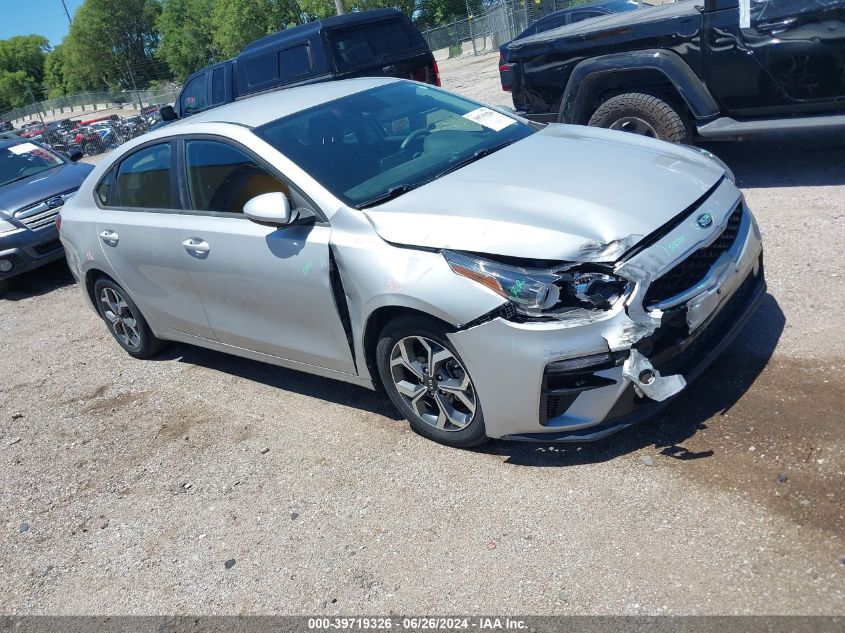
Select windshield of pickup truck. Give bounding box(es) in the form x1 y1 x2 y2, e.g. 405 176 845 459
0 142 65 188
255 82 534 208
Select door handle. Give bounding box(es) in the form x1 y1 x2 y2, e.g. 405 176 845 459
182 238 210 254
383 64 396 75
99 229 118 245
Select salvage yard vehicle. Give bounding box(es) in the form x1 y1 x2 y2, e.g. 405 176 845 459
0 138 91 281
499 0 640 91
156 8 439 127
506 0 845 142
58 78 765 448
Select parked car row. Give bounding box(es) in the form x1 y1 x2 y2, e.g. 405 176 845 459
4 111 160 158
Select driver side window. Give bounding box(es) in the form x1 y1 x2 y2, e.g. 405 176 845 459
184 139 291 215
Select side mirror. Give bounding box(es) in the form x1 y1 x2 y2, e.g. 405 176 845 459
244 192 296 226
160 105 178 121
67 148 83 162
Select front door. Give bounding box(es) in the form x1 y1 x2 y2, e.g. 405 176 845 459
177 138 356 374
704 0 845 116
741 0 845 111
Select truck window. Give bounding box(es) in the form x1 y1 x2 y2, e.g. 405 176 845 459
180 74 208 115
211 67 226 105
244 54 279 87
279 44 312 81
328 19 420 70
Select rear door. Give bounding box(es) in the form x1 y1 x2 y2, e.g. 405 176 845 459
95 141 215 339
325 16 438 85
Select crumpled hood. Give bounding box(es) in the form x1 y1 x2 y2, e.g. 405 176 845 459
363 124 725 262
0 162 94 220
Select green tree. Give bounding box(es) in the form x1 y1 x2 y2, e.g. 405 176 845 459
0 35 49 111
157 0 217 80
0 70 33 110
62 0 168 91
211 0 304 59
43 44 69 97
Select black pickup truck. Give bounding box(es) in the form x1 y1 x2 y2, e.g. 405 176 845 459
505 0 845 142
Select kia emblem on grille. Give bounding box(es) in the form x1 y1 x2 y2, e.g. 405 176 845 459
696 213 713 229
46 197 63 209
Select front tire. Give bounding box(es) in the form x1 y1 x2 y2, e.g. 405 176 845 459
93 278 164 359
376 317 487 448
588 92 691 143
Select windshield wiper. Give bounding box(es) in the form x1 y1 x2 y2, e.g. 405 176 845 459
355 183 421 209
435 139 519 179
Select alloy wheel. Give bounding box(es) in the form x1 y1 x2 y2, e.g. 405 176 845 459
99 286 142 349
389 335 476 432
609 116 658 138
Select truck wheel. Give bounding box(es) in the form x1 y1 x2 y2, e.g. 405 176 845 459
588 93 690 143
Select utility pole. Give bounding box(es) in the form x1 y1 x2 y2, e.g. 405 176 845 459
60 0 72 24
334 0 344 15
25 83 46 128
125 59 142 111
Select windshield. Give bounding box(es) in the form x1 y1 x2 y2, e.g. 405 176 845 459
255 82 534 208
0 142 65 188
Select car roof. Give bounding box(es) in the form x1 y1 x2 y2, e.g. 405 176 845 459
241 8 402 54
538 0 637 20
169 76 398 129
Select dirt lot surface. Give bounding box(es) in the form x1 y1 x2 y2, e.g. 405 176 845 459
1 53 844 615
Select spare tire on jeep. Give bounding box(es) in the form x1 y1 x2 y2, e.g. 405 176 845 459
588 92 691 143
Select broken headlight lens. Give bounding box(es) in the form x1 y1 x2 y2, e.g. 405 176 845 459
443 250 629 318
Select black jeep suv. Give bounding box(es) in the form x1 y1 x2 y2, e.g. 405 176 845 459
506 0 845 142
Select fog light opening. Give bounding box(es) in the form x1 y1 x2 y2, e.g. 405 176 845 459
0 258 14 273
638 369 655 385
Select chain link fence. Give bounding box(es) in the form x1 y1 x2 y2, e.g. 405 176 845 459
420 0 674 58
2 89 181 127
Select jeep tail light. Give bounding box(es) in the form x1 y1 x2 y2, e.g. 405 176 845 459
433 61 441 86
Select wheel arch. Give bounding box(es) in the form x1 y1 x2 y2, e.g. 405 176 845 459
362 305 456 391
558 49 720 125
84 267 116 308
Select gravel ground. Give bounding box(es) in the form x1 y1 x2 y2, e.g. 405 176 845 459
1 54 844 615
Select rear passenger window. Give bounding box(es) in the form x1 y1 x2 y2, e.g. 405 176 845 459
184 140 290 214
244 55 278 86
96 168 114 205
115 143 176 209
211 68 226 105
279 45 312 81
328 20 419 69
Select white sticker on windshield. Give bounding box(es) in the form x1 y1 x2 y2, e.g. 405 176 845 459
462 107 516 132
739 0 751 28
9 142 39 155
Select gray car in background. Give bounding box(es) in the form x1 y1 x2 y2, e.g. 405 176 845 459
1 138 92 281
58 78 764 448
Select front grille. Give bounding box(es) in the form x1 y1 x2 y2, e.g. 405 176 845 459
14 190 76 230
33 239 62 255
651 258 762 379
643 205 744 307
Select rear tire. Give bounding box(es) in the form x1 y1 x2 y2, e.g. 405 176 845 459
588 92 691 143
376 316 488 449
93 278 165 359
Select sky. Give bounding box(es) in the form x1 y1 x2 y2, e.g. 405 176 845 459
0 0 85 46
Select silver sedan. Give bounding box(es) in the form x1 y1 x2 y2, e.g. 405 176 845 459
58 77 765 448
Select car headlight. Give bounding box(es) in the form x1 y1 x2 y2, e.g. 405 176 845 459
443 250 630 318
0 218 20 235
690 147 736 184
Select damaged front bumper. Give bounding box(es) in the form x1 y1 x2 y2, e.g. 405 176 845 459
447 181 765 441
